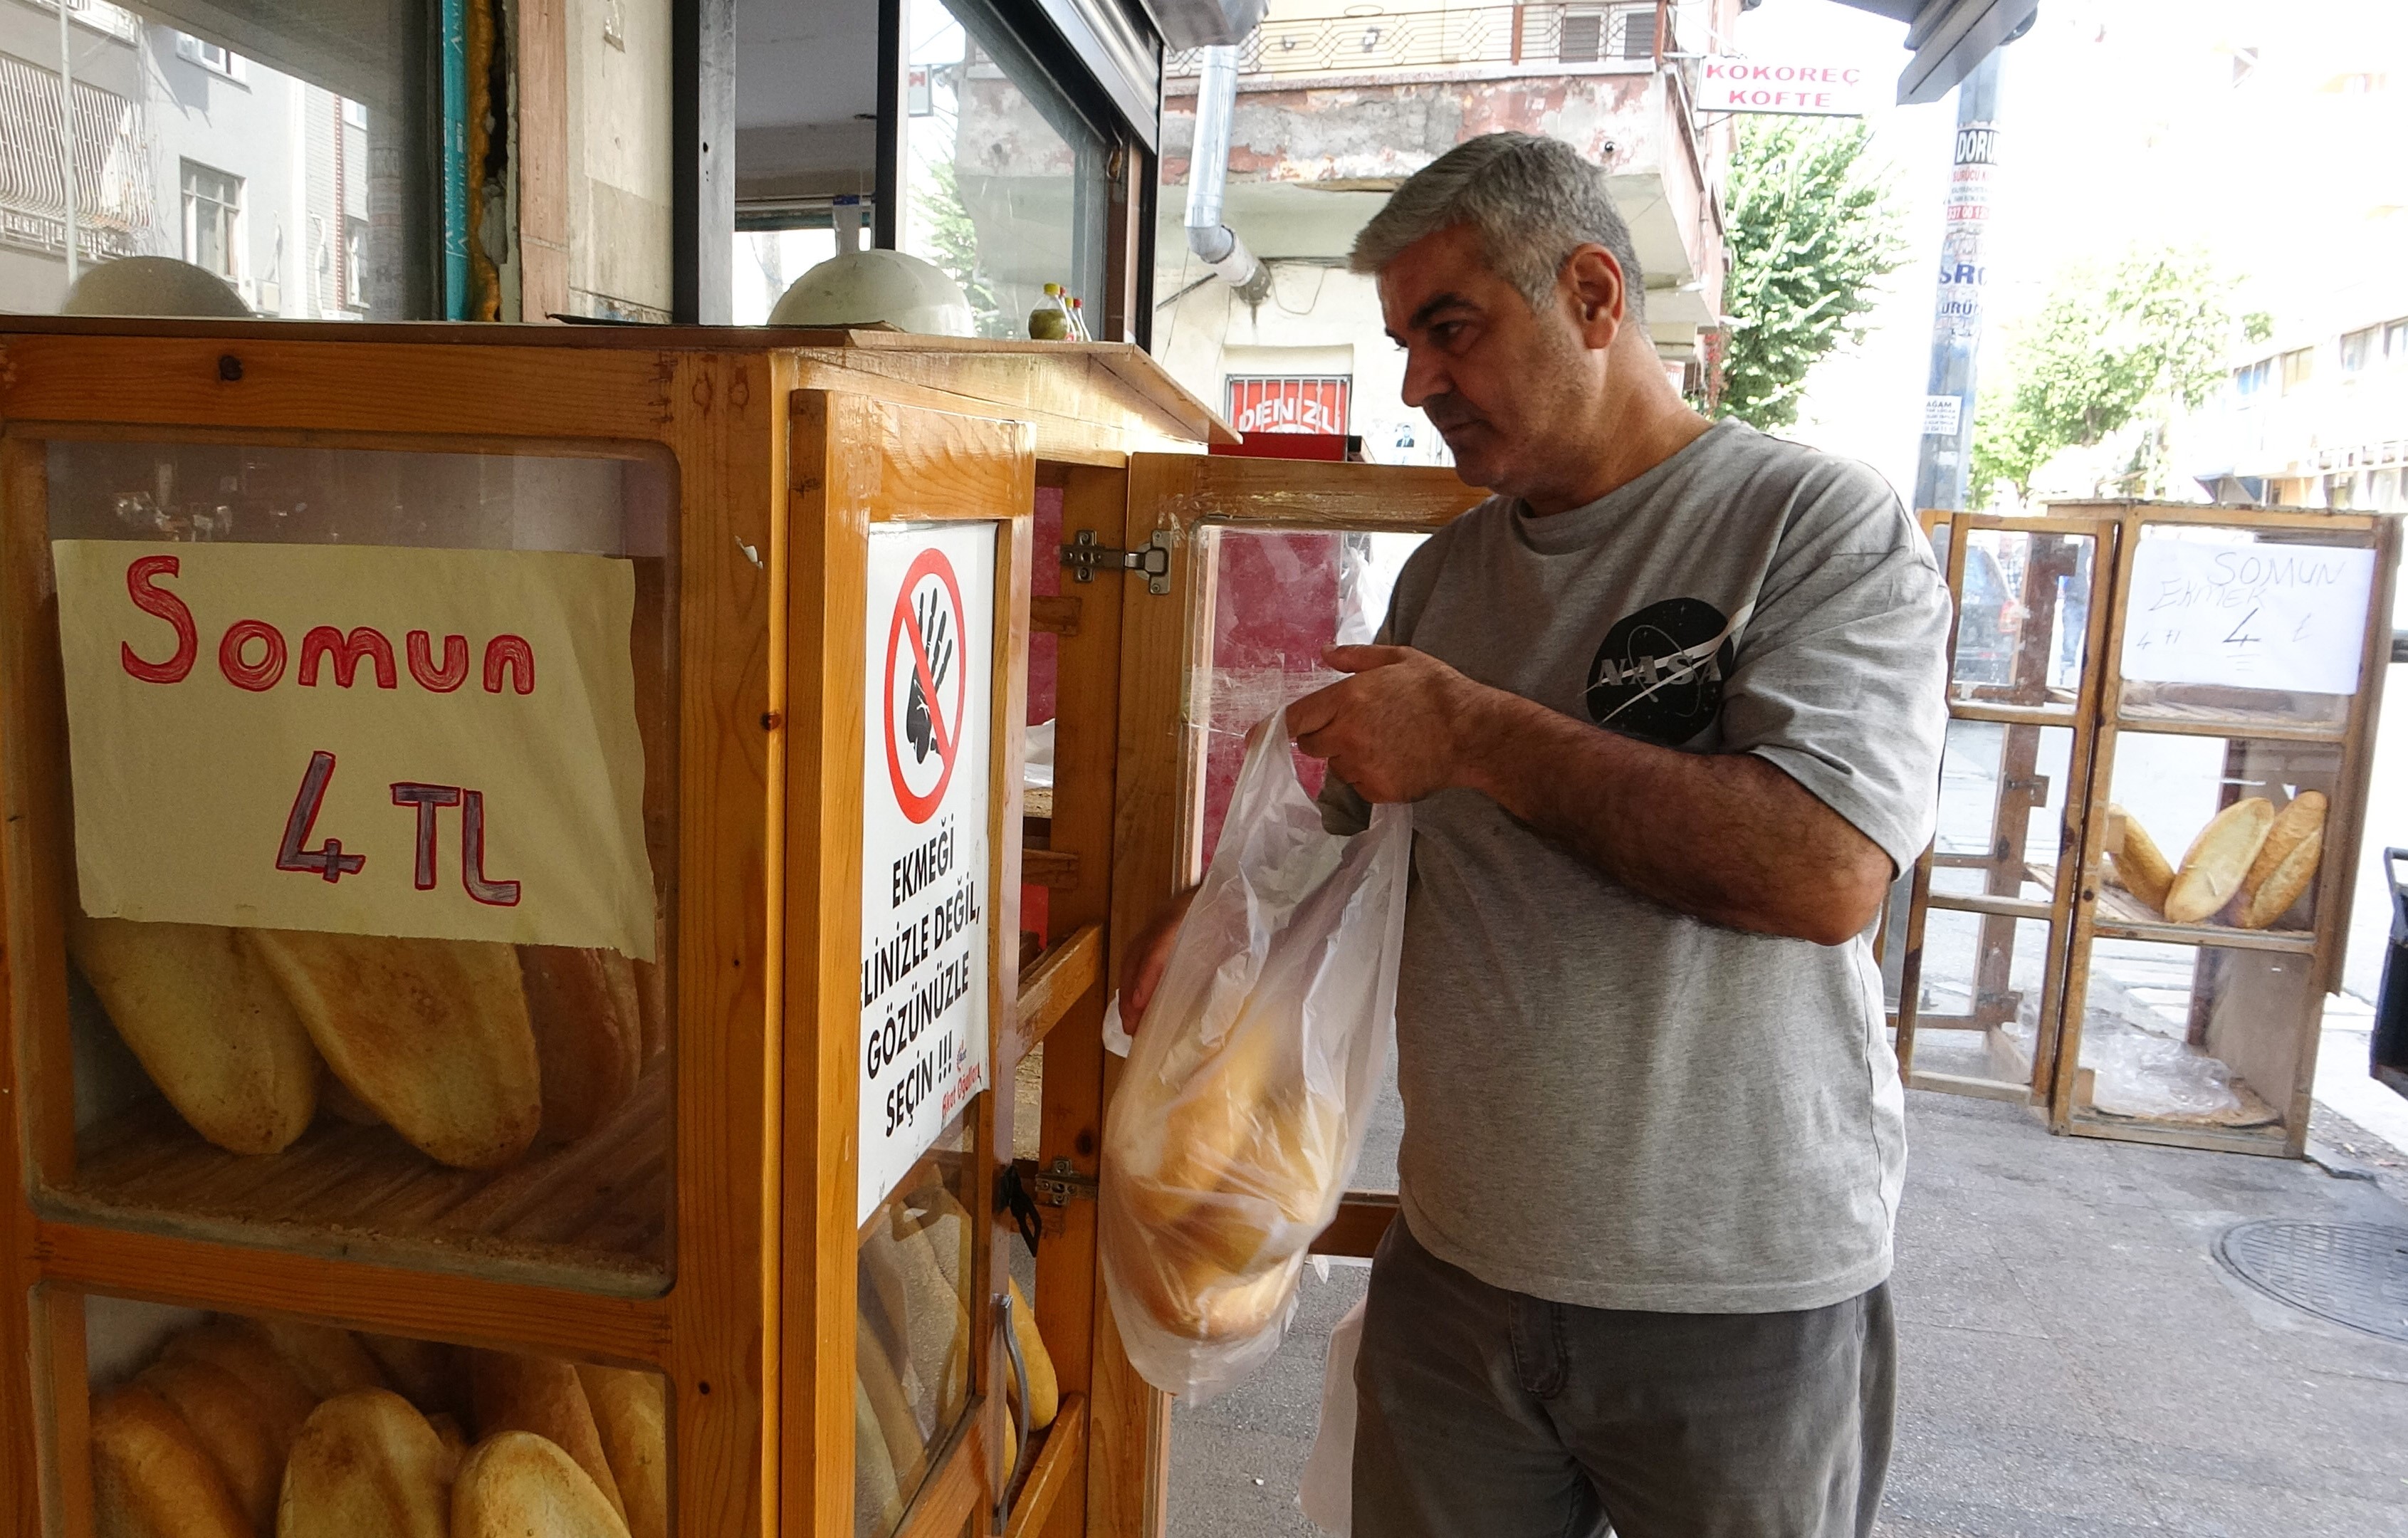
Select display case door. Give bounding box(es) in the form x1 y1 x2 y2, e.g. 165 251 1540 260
1093 452 1485 1537
1897 510 2118 1104
782 389 1035 1538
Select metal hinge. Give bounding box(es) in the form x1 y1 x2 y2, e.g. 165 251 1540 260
1062 529 1173 595
1023 1156 1098 1206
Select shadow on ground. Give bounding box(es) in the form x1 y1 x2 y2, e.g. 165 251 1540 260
1166 1090 2408 1537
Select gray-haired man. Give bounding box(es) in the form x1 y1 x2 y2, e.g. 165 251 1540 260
1126 132 1949 1535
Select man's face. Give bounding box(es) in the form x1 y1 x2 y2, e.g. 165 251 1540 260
1378 224 1611 498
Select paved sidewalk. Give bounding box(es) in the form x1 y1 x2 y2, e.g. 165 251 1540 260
1168 1090 2408 1537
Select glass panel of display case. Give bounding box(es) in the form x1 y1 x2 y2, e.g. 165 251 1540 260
78 1294 670 1537
1946 524 2098 712
2116 521 2377 734
36 439 678 1290
2073 938 2314 1134
2095 731 2341 938
857 1111 976 1538
1194 528 1428 866
1907 910 2051 1093
1927 720 2075 903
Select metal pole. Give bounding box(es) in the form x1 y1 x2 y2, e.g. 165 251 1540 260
58 0 78 288
1912 51 2004 513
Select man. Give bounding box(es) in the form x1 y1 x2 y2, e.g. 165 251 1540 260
1124 132 1949 1537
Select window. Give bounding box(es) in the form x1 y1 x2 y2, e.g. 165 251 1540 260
898 0 1108 340
2234 359 2271 399
2342 328 2375 372
181 160 243 280
342 98 367 130
2386 319 2408 363
345 218 367 308
2279 347 2315 393
1559 9 1603 62
174 33 248 81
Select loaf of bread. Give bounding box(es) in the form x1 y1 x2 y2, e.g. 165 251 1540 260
137 1356 283 1534
2163 798 2276 924
91 1383 252 1538
357 1333 466 1418
160 1323 318 1456
854 1317 926 1488
575 1366 667 1538
274 1390 449 1538
518 946 643 1141
854 1374 902 1536
1005 1280 1058 1432
2104 805 2174 915
469 1351 626 1523
2236 790 2327 930
1106 978 1349 1345
68 916 320 1156
255 1319 388 1401
246 930 541 1170
452 1432 632 1538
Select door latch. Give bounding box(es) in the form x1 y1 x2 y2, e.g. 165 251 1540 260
1061 529 1173 595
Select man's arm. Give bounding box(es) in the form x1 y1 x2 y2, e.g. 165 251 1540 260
1288 644 1893 946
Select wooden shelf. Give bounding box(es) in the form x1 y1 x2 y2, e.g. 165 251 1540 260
2113 698 2349 743
46 1067 671 1294
2024 861 2322 955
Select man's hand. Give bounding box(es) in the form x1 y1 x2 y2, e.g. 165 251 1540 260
1288 645 1502 803
1119 889 1196 1032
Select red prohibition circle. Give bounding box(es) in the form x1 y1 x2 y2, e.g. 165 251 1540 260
884 547 968 824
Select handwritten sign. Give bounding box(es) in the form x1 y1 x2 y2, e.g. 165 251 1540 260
859 523 995 1222
2120 538 2377 696
53 540 654 958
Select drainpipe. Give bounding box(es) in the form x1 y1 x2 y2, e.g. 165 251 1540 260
1185 45 1272 302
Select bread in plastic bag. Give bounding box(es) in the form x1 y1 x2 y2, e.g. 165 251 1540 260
1099 709 1409 1401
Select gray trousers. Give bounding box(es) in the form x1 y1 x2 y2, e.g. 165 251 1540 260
1353 1218 1895 1538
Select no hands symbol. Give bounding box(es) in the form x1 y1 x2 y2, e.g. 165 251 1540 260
884 548 967 824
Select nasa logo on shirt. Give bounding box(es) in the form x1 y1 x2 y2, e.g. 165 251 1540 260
1584 597 1752 746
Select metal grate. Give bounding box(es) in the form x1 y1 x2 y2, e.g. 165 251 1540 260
2214 1220 2408 1342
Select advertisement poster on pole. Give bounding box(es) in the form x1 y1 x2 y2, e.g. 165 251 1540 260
859 522 996 1223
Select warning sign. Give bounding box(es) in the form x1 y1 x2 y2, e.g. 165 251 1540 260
859 523 997 1222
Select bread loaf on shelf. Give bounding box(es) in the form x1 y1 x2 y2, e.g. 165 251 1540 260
1005 1279 1058 1432
159 1322 318 1457
518 946 644 1141
576 1366 668 1538
2103 805 2175 915
2235 791 2327 931
137 1356 283 1534
469 1351 627 1522
246 930 542 1170
68 916 320 1156
2163 798 2276 924
853 1374 903 1535
273 1390 449 1538
255 1319 389 1401
452 1431 633 1538
90 1382 252 1538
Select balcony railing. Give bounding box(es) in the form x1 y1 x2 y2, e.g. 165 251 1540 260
0 52 158 259
1166 3 1671 79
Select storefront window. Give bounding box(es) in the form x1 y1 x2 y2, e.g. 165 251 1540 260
899 0 1106 339
0 0 431 317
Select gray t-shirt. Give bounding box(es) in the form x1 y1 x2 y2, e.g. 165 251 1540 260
1325 418 1950 1314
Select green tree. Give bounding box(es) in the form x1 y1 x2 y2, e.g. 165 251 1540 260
916 159 1009 338
1970 250 2233 507
1712 117 1905 430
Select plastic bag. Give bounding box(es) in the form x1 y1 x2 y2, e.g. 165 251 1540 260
1299 1297 1368 1532
1099 710 1410 1401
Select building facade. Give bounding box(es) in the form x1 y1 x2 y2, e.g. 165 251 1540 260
1151 0 1737 461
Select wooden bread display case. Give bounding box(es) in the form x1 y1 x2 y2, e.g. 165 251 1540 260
0 318 1253 1538
1897 499 2401 1157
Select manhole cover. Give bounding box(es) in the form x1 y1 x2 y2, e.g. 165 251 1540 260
2215 1220 2408 1341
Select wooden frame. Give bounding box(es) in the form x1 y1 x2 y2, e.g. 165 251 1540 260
1896 509 2118 1104
0 319 1223 1538
1902 499 2401 1158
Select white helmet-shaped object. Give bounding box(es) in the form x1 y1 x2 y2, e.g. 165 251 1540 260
768 249 973 336
61 256 251 318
